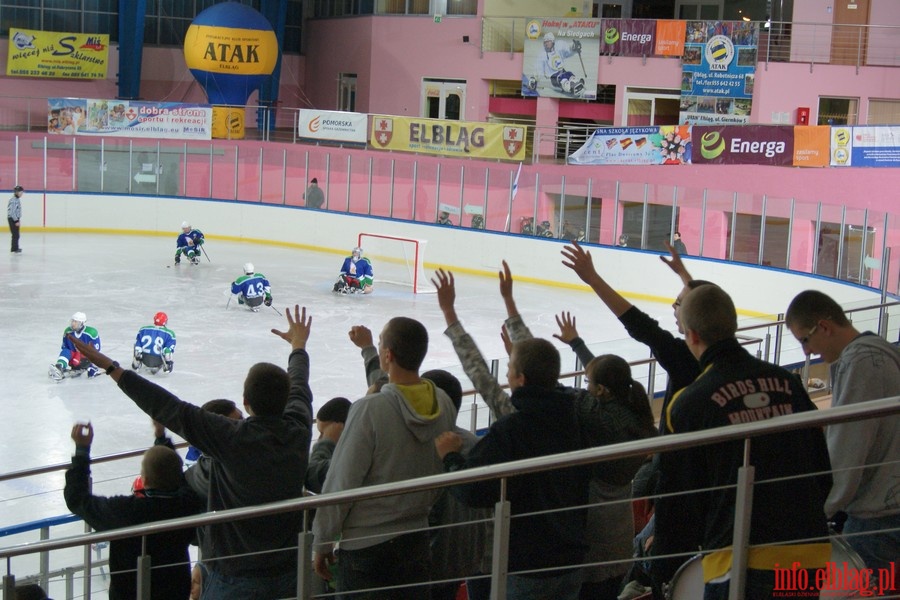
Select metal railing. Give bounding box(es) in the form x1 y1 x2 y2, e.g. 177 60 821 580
2 395 898 599
2 132 899 297
3 298 898 598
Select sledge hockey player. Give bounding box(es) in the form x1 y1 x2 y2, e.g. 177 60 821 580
174 221 204 265
132 312 176 374
49 312 102 381
527 32 585 97
333 247 374 294
230 262 272 312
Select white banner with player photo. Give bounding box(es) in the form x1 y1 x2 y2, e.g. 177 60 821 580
522 18 600 100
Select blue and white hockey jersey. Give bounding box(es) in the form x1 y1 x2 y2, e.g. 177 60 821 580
135 325 176 358
231 272 272 300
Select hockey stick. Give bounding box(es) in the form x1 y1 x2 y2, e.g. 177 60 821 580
576 47 588 79
201 242 211 263
269 304 281 315
226 295 233 310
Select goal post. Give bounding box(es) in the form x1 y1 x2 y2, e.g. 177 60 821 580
357 233 436 294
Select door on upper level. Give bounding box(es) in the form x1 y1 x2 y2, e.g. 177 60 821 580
422 79 466 121
831 0 869 65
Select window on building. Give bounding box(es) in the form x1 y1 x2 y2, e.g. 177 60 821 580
867 99 900 125
338 73 357 112
624 87 681 126
817 96 858 126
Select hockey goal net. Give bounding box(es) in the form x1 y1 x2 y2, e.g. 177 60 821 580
357 233 435 294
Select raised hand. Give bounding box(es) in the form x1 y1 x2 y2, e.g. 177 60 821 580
271 305 312 350
71 422 94 448
431 269 456 315
500 324 513 357
553 311 579 344
560 241 598 284
498 260 514 301
348 325 374 349
660 240 693 284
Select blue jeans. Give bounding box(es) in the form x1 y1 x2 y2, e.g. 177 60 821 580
336 531 431 600
202 567 296 600
506 568 583 600
843 513 900 575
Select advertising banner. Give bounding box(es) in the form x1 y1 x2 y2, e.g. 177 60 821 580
831 126 900 167
7 29 109 79
298 109 367 145
371 116 527 161
655 20 687 57
522 18 601 100
48 98 212 140
691 125 831 166
679 21 758 125
599 19 656 56
568 125 692 165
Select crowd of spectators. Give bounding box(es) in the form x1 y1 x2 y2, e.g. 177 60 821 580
54 241 897 600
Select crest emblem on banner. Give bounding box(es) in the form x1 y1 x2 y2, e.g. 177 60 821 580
503 126 525 157
374 117 394 147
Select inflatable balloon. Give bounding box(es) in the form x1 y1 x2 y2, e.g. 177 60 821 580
184 2 278 139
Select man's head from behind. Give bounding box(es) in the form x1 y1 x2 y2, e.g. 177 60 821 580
379 317 428 373
141 445 184 492
785 290 852 362
673 279 716 334
202 398 243 420
422 369 463 411
508 338 560 391
243 362 291 416
680 284 737 358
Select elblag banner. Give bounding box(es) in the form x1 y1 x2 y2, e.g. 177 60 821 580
371 116 527 162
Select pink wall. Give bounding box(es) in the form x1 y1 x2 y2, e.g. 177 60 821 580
0 44 304 129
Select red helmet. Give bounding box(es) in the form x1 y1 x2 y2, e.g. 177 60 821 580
154 312 168 327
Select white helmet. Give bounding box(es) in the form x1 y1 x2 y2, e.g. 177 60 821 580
181 221 191 230
352 247 362 259
543 32 555 43
243 262 254 274
71 312 87 332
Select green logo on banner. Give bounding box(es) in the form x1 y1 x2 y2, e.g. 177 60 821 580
605 27 620 44
700 131 726 159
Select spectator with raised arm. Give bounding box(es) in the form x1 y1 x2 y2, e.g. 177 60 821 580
312 316 457 600
67 306 315 600
64 422 203 600
560 240 716 591
433 264 655 600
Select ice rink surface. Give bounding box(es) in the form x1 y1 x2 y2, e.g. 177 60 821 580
1 232 678 529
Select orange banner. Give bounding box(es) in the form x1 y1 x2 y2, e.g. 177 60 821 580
793 125 830 167
655 20 686 56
